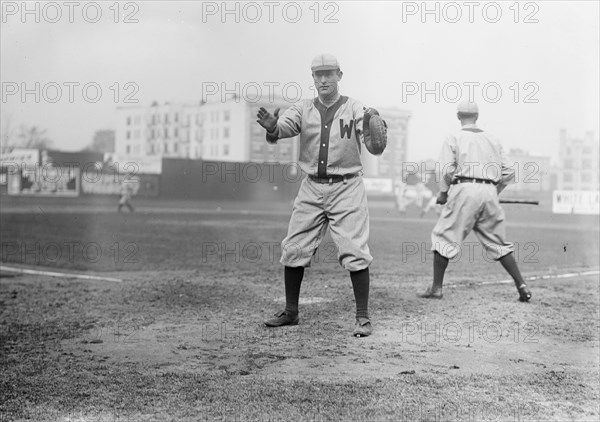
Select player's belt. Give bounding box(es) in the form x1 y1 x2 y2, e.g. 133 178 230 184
308 173 358 184
454 177 497 185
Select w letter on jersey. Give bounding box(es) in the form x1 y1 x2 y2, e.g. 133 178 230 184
339 119 355 139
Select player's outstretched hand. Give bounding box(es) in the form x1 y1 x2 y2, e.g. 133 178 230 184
436 191 448 205
256 107 280 132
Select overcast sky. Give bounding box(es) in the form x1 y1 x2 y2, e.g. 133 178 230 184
1 1 598 162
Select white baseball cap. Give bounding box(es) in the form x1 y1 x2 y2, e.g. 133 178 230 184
457 100 479 114
311 54 340 72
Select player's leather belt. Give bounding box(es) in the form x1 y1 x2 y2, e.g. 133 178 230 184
308 173 358 184
454 177 497 185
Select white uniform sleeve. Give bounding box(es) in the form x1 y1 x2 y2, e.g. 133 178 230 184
438 135 457 193
497 142 515 193
267 102 304 143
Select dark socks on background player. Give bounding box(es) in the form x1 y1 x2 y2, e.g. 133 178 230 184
499 253 532 302
419 251 532 302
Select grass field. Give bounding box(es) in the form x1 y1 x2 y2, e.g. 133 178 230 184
1 195 599 421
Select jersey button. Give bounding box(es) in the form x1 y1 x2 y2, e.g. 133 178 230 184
321 161 324 164
325 125 328 128
322 144 325 147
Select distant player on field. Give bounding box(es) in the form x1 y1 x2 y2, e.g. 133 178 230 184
417 101 532 302
256 54 382 337
420 172 442 218
118 179 135 213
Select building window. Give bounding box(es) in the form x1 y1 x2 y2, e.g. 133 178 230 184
563 173 573 183
134 116 140 125
134 130 140 139
224 127 230 138
564 159 573 169
126 117 131 126
224 110 230 121
126 131 131 140
174 143 178 153
581 173 592 183
174 128 179 137
582 159 592 169
164 113 169 124
126 144 131 154
223 145 229 156
164 143 169 153
164 128 169 139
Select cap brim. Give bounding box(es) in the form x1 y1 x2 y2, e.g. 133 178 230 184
311 65 339 72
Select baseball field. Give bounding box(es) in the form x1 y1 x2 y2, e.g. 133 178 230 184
1 195 599 421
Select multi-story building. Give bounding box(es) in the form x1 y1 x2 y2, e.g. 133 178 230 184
115 98 299 164
557 129 599 191
116 102 192 158
506 148 552 193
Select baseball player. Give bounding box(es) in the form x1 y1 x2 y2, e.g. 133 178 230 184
418 101 532 302
256 53 382 337
118 179 135 213
420 172 442 218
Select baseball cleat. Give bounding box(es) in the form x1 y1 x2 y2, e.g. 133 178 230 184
353 317 372 337
417 286 443 299
264 310 299 327
518 285 532 302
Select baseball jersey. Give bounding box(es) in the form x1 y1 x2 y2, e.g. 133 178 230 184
438 124 515 193
267 96 365 177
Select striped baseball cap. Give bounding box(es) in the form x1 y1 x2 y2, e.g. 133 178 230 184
311 54 340 71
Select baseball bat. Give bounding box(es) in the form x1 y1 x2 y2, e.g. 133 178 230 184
499 199 539 205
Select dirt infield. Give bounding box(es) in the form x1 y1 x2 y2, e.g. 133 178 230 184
1 197 599 421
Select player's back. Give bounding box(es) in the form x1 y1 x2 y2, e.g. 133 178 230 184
449 127 505 180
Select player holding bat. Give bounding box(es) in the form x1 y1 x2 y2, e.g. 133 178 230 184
417 101 533 302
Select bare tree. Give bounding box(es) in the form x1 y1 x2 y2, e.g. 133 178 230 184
16 124 53 150
83 129 115 153
0 114 18 153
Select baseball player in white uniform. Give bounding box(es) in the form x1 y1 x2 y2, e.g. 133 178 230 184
118 179 135 213
256 54 379 337
418 101 533 302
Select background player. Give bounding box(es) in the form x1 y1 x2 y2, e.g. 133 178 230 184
118 179 135 213
418 101 533 302
256 53 381 337
420 172 442 218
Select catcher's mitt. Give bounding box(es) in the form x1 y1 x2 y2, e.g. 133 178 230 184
363 108 387 155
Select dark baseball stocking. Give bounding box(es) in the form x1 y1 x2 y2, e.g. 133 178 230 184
433 251 449 290
284 266 304 315
350 268 370 319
